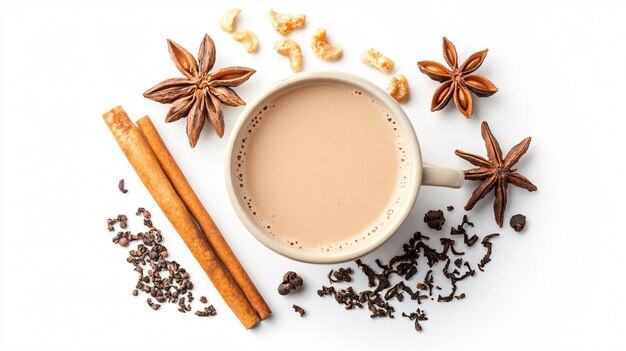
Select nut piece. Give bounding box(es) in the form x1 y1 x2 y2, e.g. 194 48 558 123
274 39 303 72
220 8 241 32
311 28 343 61
361 48 394 73
269 8 306 36
386 74 410 102
232 29 259 53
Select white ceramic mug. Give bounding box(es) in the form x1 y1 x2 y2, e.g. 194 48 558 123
225 72 464 263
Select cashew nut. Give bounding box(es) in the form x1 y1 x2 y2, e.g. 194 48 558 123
232 29 259 53
220 8 241 32
274 39 303 73
386 74 410 102
269 8 306 36
311 28 343 61
361 48 394 73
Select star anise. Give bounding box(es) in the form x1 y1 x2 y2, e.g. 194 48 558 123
144 34 255 147
455 122 537 227
417 37 498 118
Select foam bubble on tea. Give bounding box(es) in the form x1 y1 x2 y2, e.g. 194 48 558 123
235 82 411 252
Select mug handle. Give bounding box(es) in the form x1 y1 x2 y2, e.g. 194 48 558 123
422 163 465 189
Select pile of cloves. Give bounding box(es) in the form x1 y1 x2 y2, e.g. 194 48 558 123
107 214 128 232
106 207 216 317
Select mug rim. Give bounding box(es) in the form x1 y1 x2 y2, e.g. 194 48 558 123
224 71 422 263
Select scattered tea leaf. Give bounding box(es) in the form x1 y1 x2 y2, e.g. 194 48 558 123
118 179 128 193
292 304 305 317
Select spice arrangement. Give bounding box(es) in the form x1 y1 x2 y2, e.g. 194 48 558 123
103 107 270 328
101 5 538 334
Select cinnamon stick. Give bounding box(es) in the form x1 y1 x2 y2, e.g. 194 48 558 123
103 106 261 329
136 116 271 319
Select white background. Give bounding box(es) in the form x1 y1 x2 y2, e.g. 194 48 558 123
2 0 625 349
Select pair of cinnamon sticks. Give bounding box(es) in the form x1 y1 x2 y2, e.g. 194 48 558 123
103 106 270 328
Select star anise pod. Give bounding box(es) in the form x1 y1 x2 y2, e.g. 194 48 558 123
417 37 498 118
144 34 255 147
455 122 537 227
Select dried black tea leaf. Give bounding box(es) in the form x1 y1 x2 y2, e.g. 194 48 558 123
317 211 505 332
402 308 428 331
327 267 353 284
478 233 500 271
292 304 305 317
118 179 128 193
